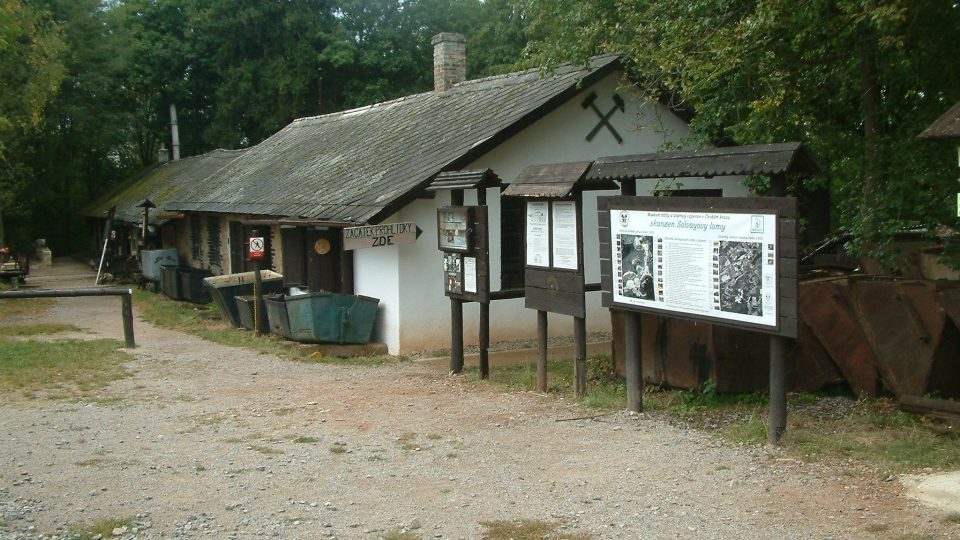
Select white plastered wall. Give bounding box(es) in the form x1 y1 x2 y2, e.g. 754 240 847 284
353 238 403 352
384 71 747 354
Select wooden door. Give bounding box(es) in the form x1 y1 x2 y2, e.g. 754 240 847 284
306 229 341 292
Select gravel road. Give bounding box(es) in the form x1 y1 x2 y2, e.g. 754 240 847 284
0 262 955 539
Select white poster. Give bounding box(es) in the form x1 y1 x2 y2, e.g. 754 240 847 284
463 256 477 293
526 201 550 267
551 201 578 270
610 209 778 328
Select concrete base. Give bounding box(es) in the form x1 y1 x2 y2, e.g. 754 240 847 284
901 471 960 513
294 342 389 358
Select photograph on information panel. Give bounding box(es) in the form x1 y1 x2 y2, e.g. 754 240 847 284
610 208 778 328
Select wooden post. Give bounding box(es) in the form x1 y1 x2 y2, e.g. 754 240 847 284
121 290 136 349
769 335 787 444
620 178 641 410
624 312 642 412
537 310 548 391
449 189 465 374
479 302 490 379
477 187 490 379
574 316 587 397
451 299 464 374
251 229 263 337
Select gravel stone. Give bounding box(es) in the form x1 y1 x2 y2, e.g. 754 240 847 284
0 262 954 539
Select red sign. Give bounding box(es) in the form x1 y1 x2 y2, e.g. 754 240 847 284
249 236 265 260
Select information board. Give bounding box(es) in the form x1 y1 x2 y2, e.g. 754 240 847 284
610 209 778 328
526 201 549 266
443 253 462 294
599 196 798 337
464 257 478 293
438 207 472 253
551 201 579 270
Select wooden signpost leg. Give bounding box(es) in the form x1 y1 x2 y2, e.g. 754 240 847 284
537 310 548 391
769 335 787 444
624 311 642 412
252 259 262 337
451 299 464 374
574 316 587 397
479 301 490 379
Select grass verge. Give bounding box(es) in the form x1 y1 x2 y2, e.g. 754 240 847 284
0 337 132 398
68 517 135 540
480 519 592 540
0 323 83 338
0 294 54 321
471 354 960 475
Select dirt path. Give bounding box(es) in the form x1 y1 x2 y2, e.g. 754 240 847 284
0 261 955 539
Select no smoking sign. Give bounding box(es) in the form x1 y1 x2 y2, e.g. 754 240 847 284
249 236 265 260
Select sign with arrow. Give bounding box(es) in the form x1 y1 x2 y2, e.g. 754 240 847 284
342 222 422 251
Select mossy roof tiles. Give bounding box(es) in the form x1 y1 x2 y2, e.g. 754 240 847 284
164 55 621 224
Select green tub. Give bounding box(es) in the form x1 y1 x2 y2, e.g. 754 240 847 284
264 294 292 339
160 265 184 300
203 270 283 327
234 295 271 334
285 292 379 344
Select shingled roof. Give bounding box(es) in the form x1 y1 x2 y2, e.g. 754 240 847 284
83 149 247 225
586 142 820 181
165 55 621 224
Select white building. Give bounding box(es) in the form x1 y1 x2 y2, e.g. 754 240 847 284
117 34 750 354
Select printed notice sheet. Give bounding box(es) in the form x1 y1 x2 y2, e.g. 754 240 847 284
551 201 578 270
610 209 778 328
463 256 477 293
526 201 550 267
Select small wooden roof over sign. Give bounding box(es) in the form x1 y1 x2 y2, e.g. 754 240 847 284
586 142 820 181
502 161 617 198
917 102 960 140
427 169 502 191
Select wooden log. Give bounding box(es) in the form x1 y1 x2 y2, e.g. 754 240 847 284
900 395 960 416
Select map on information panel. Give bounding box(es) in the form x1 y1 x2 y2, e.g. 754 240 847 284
610 209 778 328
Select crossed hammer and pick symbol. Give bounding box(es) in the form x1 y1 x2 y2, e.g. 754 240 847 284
581 91 625 144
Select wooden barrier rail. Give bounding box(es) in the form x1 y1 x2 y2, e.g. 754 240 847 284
0 288 135 348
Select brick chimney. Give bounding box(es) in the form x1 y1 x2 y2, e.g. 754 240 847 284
432 33 466 92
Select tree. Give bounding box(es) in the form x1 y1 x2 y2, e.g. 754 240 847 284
0 0 66 250
1 0 133 253
520 0 960 259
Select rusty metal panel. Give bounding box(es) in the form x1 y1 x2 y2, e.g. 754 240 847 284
713 326 769 393
851 280 938 397
790 321 845 392
799 279 880 397
656 318 714 390
928 319 960 398
940 288 960 329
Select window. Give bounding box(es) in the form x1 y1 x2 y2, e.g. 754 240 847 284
190 215 202 262
207 216 222 267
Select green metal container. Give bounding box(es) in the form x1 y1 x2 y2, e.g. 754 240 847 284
203 270 283 327
234 295 271 333
285 292 380 344
264 294 292 339
177 267 212 304
160 265 184 301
